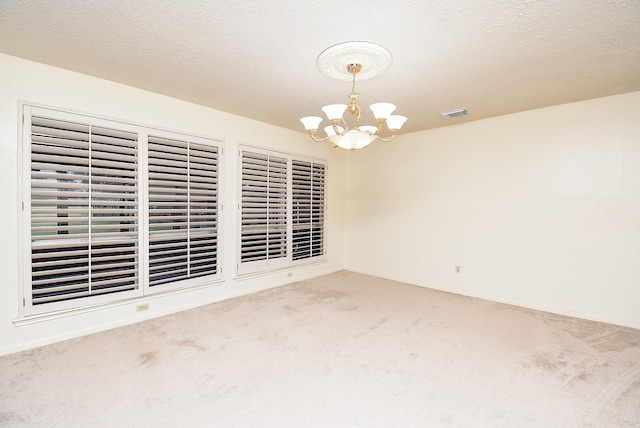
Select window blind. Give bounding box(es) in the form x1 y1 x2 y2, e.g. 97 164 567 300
30 115 139 305
148 135 219 287
292 160 326 261
240 151 288 264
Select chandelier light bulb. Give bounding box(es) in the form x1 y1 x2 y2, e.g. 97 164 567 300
300 116 323 132
324 125 345 137
386 115 408 131
370 102 396 120
330 129 378 150
321 104 347 121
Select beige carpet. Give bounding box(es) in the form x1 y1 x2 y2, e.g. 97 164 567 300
1 271 640 427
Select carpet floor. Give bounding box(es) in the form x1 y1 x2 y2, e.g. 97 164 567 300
1 271 640 427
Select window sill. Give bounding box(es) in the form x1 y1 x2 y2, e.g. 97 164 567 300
13 278 225 326
234 258 327 282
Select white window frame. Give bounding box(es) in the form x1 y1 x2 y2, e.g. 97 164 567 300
20 105 223 316
237 145 327 276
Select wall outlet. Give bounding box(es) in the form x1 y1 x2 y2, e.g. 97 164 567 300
455 265 462 274
287 272 293 278
136 303 149 312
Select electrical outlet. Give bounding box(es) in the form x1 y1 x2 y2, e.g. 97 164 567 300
136 303 149 312
287 272 293 278
455 265 462 274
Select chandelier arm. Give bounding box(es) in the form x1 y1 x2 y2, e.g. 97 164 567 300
341 117 350 132
375 133 396 143
373 119 387 135
308 133 329 142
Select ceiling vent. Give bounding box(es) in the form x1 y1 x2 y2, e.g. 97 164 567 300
441 108 469 119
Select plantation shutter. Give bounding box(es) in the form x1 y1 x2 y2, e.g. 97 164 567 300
29 113 139 306
292 160 326 261
147 135 219 287
240 151 288 266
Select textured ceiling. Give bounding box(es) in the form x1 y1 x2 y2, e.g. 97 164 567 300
1 0 639 134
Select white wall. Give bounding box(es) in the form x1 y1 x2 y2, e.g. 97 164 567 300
0 53 346 355
345 91 640 328
3 51 638 356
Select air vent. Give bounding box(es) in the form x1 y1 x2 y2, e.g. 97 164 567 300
441 108 469 119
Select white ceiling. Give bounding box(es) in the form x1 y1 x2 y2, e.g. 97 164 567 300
1 0 639 134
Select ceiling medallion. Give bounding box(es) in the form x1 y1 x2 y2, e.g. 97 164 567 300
300 41 407 151
316 41 393 82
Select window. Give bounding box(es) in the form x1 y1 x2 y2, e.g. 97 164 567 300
239 151 288 269
292 160 326 261
238 146 326 275
147 134 220 289
22 106 222 315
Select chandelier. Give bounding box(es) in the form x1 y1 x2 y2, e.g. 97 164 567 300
300 42 407 151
